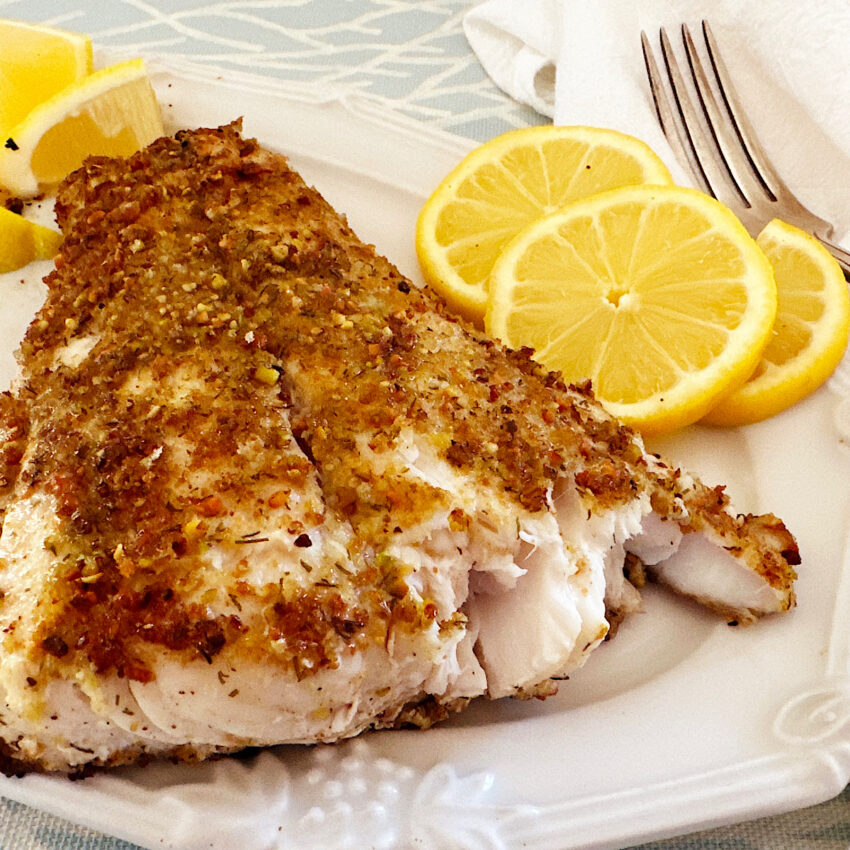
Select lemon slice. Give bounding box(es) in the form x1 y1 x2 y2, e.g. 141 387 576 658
416 125 674 324
0 207 61 273
0 19 92 138
704 219 850 426
486 185 777 436
0 58 163 198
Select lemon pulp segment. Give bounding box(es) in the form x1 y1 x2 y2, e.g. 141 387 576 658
0 19 92 137
0 207 61 273
486 185 777 435
416 125 674 324
0 58 163 197
704 218 850 425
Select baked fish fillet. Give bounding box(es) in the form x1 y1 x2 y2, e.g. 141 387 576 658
0 123 798 774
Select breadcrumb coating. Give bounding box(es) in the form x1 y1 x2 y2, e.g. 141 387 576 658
0 123 797 773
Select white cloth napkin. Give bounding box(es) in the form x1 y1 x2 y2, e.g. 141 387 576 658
464 0 850 238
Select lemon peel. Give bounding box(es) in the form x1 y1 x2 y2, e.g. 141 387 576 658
0 19 92 138
704 218 850 426
0 58 163 198
416 125 673 325
485 184 778 436
0 207 61 273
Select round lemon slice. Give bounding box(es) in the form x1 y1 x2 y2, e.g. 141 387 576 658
416 125 674 324
0 207 61 273
486 185 777 436
0 58 163 198
704 219 850 426
0 19 92 138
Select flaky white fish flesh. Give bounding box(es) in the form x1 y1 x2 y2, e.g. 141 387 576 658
0 124 798 774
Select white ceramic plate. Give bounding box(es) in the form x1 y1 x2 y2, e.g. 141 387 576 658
1 61 850 850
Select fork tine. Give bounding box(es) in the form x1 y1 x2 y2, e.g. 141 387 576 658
658 27 749 206
700 21 782 201
680 23 767 208
643 27 747 208
639 31 712 195
643 21 848 274
699 21 835 237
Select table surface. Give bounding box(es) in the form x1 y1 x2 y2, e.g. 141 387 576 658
1 1 849 848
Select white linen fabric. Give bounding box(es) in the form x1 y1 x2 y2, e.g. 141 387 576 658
464 0 850 238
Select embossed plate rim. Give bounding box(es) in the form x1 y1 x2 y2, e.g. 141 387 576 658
0 58 848 850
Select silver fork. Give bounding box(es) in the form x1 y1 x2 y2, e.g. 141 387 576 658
641 20 850 278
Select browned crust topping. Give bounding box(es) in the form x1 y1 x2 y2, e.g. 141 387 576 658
0 187 24 215
0 122 798 693
646 456 798 601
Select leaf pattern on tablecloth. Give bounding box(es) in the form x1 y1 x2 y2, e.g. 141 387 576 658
0 0 547 140
0 2 846 850
0 798 140 849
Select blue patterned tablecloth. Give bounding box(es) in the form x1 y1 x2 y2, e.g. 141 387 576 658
0 1 848 848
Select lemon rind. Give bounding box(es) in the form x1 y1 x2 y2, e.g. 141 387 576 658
486 185 778 436
0 58 162 197
703 219 850 426
416 125 675 327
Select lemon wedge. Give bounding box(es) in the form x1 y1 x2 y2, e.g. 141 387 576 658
416 125 674 324
704 219 850 426
485 185 777 436
0 19 92 139
0 58 163 198
0 207 61 273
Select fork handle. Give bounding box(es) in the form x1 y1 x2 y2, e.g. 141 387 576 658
817 236 850 281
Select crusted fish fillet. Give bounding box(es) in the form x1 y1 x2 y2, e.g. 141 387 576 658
0 123 798 774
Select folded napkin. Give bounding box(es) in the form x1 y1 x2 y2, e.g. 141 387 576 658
464 0 850 239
